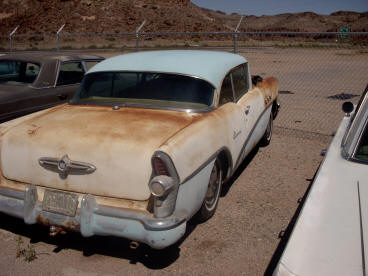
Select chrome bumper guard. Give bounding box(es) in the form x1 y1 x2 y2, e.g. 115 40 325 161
0 185 187 249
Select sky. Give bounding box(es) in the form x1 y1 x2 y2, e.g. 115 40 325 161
191 0 368 16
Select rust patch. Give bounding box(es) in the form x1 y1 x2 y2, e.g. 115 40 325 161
18 104 202 146
256 77 279 107
27 125 41 136
0 175 27 192
95 195 149 211
62 220 80 232
36 214 81 232
36 214 51 227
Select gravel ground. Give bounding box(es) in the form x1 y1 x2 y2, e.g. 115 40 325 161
0 48 367 275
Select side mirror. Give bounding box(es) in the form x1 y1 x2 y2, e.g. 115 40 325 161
251 75 263 86
342 101 354 115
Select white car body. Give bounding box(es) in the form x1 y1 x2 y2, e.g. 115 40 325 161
274 85 368 276
0 50 279 249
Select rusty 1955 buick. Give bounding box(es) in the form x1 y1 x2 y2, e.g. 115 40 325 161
0 50 279 249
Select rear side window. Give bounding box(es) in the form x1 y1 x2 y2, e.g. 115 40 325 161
232 64 249 101
57 62 85 86
0 61 40 85
219 74 234 105
219 63 250 106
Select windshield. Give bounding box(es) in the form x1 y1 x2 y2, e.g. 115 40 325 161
0 60 40 85
71 72 215 110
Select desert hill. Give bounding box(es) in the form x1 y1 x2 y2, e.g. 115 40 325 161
0 0 367 35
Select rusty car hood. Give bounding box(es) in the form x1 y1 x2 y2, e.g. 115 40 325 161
0 104 201 200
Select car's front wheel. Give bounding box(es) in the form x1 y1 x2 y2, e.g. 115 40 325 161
195 158 222 222
260 112 273 147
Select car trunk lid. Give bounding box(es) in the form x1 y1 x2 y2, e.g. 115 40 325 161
0 104 199 200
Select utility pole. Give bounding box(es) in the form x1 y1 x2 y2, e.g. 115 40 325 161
234 16 244 53
9 25 19 53
56 24 66 52
136 20 146 52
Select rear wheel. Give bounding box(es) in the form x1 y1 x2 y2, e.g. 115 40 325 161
260 112 273 147
195 159 222 222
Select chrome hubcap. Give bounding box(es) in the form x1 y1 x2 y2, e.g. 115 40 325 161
266 115 273 141
204 163 220 211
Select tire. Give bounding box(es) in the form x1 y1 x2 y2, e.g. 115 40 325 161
195 158 222 223
260 112 273 147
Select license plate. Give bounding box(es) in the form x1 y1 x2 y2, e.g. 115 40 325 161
42 190 79 217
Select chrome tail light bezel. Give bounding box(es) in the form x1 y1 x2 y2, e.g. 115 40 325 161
150 151 180 218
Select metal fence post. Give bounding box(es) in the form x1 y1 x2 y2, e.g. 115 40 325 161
136 20 146 52
56 24 66 52
234 16 244 53
9 25 19 53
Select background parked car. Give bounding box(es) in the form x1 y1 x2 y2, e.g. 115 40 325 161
273 84 368 276
0 52 104 123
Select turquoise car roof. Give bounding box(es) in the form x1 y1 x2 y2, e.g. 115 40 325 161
88 50 247 89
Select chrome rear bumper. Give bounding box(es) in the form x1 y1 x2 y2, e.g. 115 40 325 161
0 185 187 249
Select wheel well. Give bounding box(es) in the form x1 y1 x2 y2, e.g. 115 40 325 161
217 149 232 180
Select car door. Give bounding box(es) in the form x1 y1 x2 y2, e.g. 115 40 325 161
233 63 265 164
216 66 248 167
0 61 44 122
217 64 264 169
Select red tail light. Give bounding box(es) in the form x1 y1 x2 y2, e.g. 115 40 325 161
152 157 169 176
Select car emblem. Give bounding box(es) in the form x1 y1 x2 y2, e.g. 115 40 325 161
39 155 96 179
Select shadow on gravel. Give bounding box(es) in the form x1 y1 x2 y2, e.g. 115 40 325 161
0 142 261 269
0 211 199 269
263 168 317 276
221 145 259 197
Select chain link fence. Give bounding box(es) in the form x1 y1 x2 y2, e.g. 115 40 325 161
0 31 367 143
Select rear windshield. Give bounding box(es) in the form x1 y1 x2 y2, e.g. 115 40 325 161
0 60 40 85
71 72 215 110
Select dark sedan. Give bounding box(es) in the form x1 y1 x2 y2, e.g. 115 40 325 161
0 52 104 123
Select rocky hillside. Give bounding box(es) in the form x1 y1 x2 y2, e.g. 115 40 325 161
0 0 367 35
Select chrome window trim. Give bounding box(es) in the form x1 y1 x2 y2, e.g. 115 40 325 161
72 101 216 114
341 91 368 161
347 116 368 165
85 70 217 90
230 73 236 102
81 61 88 73
53 60 61 87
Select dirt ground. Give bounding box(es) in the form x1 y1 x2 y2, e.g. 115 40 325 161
0 48 367 275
